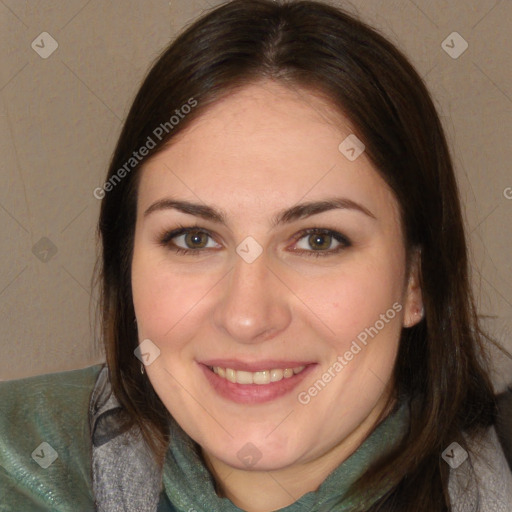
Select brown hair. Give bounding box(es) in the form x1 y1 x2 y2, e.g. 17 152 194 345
94 1 508 510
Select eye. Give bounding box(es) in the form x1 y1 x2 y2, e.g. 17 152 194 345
158 225 351 258
291 228 351 257
158 226 221 255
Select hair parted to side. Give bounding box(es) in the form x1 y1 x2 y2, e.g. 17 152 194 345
94 1 507 510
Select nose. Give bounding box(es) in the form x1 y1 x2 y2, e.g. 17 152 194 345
212 250 292 344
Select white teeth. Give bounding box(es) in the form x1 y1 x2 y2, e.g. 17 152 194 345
236 370 253 384
211 365 306 385
253 370 270 385
270 369 283 382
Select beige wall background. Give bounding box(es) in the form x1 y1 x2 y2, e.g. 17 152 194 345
1 0 511 390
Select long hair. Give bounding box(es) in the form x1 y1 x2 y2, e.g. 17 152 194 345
94 1 506 510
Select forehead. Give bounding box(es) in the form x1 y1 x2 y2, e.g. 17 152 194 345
137 81 401 228
155 80 355 170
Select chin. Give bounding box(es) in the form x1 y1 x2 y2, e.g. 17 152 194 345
204 430 312 471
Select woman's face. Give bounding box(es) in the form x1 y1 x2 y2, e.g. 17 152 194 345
131 81 422 472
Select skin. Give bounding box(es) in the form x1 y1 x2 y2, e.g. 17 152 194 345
131 80 423 512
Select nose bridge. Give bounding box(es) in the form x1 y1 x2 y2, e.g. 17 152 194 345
212 250 291 343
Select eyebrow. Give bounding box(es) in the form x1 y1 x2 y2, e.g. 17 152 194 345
143 197 376 226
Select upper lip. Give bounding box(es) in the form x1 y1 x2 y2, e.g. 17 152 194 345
199 359 315 372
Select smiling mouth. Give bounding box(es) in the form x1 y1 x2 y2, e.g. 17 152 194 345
207 365 306 385
200 362 315 404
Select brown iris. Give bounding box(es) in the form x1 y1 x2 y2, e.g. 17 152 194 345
308 233 332 250
184 230 209 249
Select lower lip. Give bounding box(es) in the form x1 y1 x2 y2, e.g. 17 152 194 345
199 363 316 404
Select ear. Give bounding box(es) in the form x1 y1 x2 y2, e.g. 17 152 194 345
402 247 424 328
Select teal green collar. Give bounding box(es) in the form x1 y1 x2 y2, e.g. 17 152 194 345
162 401 409 512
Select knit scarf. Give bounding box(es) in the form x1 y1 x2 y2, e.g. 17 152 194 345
89 365 409 512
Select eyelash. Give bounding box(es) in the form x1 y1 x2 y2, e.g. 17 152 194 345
157 224 352 258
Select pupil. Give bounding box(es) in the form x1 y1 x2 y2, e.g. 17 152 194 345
186 231 207 248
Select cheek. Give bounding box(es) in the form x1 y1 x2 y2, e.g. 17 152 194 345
295 261 404 421
131 249 215 341
295 251 405 352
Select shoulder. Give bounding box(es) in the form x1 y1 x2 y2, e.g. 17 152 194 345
448 425 512 512
0 364 104 512
0 363 104 438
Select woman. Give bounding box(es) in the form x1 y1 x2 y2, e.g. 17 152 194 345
1 1 511 511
